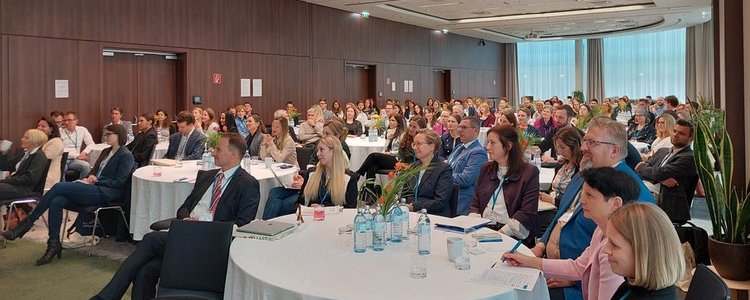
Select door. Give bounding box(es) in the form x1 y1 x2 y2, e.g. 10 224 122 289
433 69 451 102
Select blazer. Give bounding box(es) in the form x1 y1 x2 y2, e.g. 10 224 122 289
127 127 158 168
450 139 489 215
88 146 135 203
610 282 678 300
440 133 462 159
637 147 698 223
176 168 259 226
245 129 264 157
480 114 495 127
0 149 49 196
543 228 624 300
470 162 540 245
260 135 298 167
297 167 359 208
41 137 64 190
540 161 655 300
402 156 454 217
164 129 206 160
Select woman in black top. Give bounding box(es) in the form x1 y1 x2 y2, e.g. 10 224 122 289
343 103 363 136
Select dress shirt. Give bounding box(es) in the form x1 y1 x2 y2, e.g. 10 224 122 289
60 126 96 157
192 165 240 220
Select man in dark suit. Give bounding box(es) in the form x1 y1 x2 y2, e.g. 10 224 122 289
92 132 260 300
636 118 698 223
127 113 158 168
448 116 488 215
537 105 577 162
163 111 206 160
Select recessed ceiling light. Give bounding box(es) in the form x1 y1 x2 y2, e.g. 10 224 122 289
361 11 370 18
442 29 449 34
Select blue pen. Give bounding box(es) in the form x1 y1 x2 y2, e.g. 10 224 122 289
500 239 524 263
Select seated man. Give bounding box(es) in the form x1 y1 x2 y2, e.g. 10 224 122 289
636 118 697 223
102 107 133 142
92 132 260 300
449 116 488 215
60 111 96 179
163 111 206 160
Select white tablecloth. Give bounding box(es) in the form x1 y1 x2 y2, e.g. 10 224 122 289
129 160 297 240
346 136 385 171
478 127 489 146
538 166 554 191
225 210 549 300
88 142 169 164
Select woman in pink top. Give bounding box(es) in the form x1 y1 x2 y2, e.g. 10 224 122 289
503 167 639 300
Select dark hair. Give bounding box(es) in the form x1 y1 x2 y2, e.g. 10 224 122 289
553 126 583 169
139 113 155 125
387 114 407 144
175 111 195 125
104 124 128 145
223 132 247 156
665 95 679 108
557 104 576 118
38 117 60 139
675 118 694 136
49 111 64 118
500 111 518 127
580 167 639 203
155 109 172 128
487 125 525 178
402 116 428 149
247 114 266 134
112 107 124 114
462 116 482 129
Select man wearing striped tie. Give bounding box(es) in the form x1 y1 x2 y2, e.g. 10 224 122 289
92 132 259 300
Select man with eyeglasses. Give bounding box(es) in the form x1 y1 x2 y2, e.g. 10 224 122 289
448 116 487 215
531 116 655 300
60 111 96 179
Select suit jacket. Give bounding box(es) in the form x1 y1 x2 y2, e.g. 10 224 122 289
164 130 206 160
297 167 359 208
245 129 264 157
89 146 135 203
103 121 133 142
127 127 158 168
176 168 260 226
450 139 488 215
469 162 540 245
637 147 698 223
0 149 49 195
402 156 453 217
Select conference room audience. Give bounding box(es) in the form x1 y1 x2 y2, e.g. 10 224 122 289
440 114 462 158
308 120 351 167
60 111 96 179
343 103 364 136
612 98 633 125
642 114 675 160
0 129 50 200
433 109 450 136
505 167 640 300
356 114 407 181
191 107 205 135
478 103 496 127
449 116 488 215
201 108 220 132
36 118 64 190
259 117 298 167
102 107 133 142
163 111 206 161
401 130 453 217
539 127 582 207
3 124 134 266
517 108 542 137
627 109 656 145
606 203 686 300
232 105 248 138
537 105 577 163
154 109 175 138
534 106 557 137
469 125 540 246
127 113 158 168
272 109 299 143
91 132 259 300
298 107 324 146
244 114 265 157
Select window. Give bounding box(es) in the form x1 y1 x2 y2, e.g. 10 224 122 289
517 40 576 101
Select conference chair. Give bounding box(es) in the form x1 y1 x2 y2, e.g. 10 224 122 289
685 264 730 300
449 184 459 217
1 159 51 248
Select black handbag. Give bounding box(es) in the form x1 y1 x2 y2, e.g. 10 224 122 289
673 222 711 266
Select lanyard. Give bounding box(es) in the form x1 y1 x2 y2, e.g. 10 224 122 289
490 177 507 211
318 174 331 206
619 289 632 300
64 128 79 150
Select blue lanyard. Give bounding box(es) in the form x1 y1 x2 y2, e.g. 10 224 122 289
619 289 632 300
490 177 507 211
319 189 330 206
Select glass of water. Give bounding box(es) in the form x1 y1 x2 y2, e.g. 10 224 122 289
454 250 471 270
410 254 427 279
464 227 477 249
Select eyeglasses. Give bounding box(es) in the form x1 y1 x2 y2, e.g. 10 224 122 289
458 125 476 130
411 142 432 148
64 119 76 122
582 138 617 147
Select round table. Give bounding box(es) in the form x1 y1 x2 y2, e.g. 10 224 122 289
225 210 550 300
129 160 298 240
478 127 489 146
346 136 385 171
88 142 169 164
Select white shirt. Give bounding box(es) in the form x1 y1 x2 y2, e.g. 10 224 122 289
192 165 240 221
60 126 95 157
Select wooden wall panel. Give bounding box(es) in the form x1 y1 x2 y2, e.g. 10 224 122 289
45 39 79 120
7 36 46 140
311 58 345 104
137 55 178 118
77 41 101 139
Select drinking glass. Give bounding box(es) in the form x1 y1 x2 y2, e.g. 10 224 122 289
410 254 427 279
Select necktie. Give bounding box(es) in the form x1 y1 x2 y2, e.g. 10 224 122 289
176 135 188 158
209 172 225 215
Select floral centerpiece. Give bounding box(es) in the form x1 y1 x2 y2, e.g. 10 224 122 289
518 130 542 152
289 109 299 125
205 131 222 149
358 162 425 217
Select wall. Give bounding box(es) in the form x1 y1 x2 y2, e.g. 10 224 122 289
0 0 504 142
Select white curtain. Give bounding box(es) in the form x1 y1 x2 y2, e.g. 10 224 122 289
586 39 605 101
517 40 576 101
504 43 519 106
686 20 714 102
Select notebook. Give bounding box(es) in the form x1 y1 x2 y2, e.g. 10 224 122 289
435 215 492 233
238 220 295 236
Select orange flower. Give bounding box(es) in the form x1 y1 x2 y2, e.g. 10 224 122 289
521 141 528 147
388 171 396 179
385 184 393 193
394 162 410 171
378 196 385 205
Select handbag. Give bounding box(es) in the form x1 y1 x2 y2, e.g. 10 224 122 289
2 203 31 230
673 221 710 266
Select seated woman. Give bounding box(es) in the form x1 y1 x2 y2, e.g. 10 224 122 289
516 108 541 137
154 109 175 139
469 125 540 246
627 109 656 144
403 130 453 217
36 118 64 190
260 117 298 167
201 108 220 133
355 114 406 181
2 124 134 266
641 114 674 160
298 107 324 146
127 113 158 168
478 103 495 127
533 106 557 138
539 127 582 207
245 114 265 157
607 203 685 299
440 114 462 159
503 167 640 300
343 103 363 136
263 136 359 219
308 120 351 168
0 129 50 200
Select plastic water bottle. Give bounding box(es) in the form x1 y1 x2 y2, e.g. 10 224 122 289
368 127 378 142
353 208 368 253
364 205 373 248
127 125 134 144
242 150 252 170
372 204 386 251
400 199 410 240
201 144 213 170
417 209 431 255
390 204 404 243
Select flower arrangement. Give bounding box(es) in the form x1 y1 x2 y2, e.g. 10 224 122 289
289 109 299 121
358 162 425 217
205 131 222 149
576 104 604 130
518 130 542 152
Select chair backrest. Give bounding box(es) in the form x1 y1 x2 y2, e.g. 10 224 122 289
32 159 52 195
59 152 69 182
296 146 314 169
685 264 730 300
157 220 234 299
449 184 459 217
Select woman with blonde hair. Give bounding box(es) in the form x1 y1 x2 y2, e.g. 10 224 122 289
191 107 205 134
641 114 675 160
0 129 50 199
478 102 495 127
606 202 685 299
260 117 298 167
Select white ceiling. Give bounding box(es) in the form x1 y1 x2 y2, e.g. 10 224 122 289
303 0 712 43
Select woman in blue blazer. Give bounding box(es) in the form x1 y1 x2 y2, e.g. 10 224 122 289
3 124 135 266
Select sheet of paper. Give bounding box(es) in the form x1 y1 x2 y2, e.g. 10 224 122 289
252 79 262 97
55 80 69 98
408 80 414 92
404 80 409 93
241 79 251 97
391 82 396 91
468 266 540 291
480 242 505 252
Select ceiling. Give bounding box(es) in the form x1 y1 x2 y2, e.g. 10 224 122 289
303 0 712 43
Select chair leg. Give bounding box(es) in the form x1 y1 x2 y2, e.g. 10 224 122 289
60 210 68 243
117 208 130 232
89 208 101 256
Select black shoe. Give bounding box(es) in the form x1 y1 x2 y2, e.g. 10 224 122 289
36 238 62 266
1 218 34 240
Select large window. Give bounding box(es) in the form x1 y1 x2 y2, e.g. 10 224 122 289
603 28 686 100
517 40 576 101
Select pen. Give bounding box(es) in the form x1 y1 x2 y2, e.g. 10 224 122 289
498 239 524 265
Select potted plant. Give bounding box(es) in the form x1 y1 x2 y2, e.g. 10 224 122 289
690 97 750 280
572 90 585 103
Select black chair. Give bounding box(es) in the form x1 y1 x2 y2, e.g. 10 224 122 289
449 184 459 217
296 146 314 169
58 152 69 182
1 159 51 248
685 264 730 300
153 220 234 300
